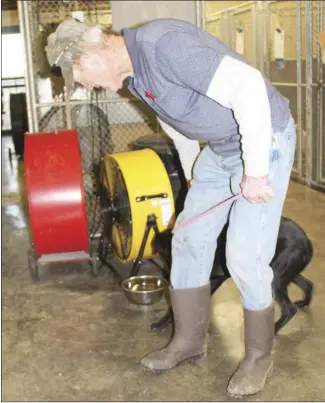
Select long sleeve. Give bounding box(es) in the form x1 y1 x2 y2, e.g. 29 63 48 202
205 56 272 177
157 117 200 181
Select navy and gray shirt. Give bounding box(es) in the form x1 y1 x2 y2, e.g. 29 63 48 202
122 18 291 180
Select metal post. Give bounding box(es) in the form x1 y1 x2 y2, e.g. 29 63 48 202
257 1 264 74
64 87 72 130
296 0 302 179
195 0 201 28
317 0 324 183
229 11 235 49
17 1 32 133
305 0 313 185
265 1 271 79
252 2 257 67
17 1 37 133
223 11 229 46
201 0 206 31
20 1 39 133
195 0 201 27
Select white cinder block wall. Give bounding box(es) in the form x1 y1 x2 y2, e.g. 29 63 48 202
109 0 198 125
110 0 197 31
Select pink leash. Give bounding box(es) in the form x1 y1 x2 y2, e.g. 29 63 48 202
172 194 243 234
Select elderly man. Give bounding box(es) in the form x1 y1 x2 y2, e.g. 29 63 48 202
46 18 296 397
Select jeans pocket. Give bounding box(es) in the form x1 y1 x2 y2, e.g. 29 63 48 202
268 136 279 182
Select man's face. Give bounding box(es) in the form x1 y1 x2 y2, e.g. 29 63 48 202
73 49 125 92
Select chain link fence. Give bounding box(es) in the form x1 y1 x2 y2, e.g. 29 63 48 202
18 0 165 247
205 0 325 191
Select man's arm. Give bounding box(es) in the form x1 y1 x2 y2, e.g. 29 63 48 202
157 117 200 182
156 33 273 179
205 56 272 178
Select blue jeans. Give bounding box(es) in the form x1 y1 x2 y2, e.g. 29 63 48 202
170 118 296 310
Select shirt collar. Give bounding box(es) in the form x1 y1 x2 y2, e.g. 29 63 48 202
121 27 139 78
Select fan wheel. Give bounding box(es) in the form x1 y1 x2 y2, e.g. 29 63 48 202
100 158 132 260
100 148 175 263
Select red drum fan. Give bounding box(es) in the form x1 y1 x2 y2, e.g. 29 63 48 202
25 129 93 280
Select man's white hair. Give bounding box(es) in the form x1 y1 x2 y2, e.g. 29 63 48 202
46 18 107 68
45 18 112 93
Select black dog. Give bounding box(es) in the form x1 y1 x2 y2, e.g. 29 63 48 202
152 217 314 334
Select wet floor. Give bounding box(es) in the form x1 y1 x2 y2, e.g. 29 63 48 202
2 136 325 401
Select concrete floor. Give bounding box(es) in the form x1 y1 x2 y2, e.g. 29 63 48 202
2 136 325 401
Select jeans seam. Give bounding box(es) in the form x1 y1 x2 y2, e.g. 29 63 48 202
256 202 269 308
288 131 296 168
198 221 213 286
197 191 231 286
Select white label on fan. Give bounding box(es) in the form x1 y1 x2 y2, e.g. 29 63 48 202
151 197 171 206
161 203 173 226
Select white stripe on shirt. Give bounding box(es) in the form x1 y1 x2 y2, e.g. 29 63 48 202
206 56 272 177
157 117 200 181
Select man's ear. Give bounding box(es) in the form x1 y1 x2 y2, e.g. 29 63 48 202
80 52 102 70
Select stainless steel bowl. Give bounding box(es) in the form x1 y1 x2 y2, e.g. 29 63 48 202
121 275 168 305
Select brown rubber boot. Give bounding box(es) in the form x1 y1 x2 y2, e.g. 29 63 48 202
141 284 211 372
227 304 275 397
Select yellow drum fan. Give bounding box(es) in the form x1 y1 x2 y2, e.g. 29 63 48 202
99 148 175 278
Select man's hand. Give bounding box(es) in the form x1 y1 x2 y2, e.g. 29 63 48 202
240 175 274 204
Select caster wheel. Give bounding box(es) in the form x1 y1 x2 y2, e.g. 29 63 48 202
90 255 101 277
28 248 39 282
8 148 12 164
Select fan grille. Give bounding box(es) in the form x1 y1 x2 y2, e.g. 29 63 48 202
102 158 132 261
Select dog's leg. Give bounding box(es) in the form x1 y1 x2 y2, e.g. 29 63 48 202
270 242 305 334
210 276 227 294
292 274 314 308
274 288 297 334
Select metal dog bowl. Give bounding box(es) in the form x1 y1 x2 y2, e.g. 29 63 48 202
121 275 168 305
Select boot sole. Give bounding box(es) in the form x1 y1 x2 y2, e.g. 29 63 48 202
141 351 207 374
227 362 274 398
